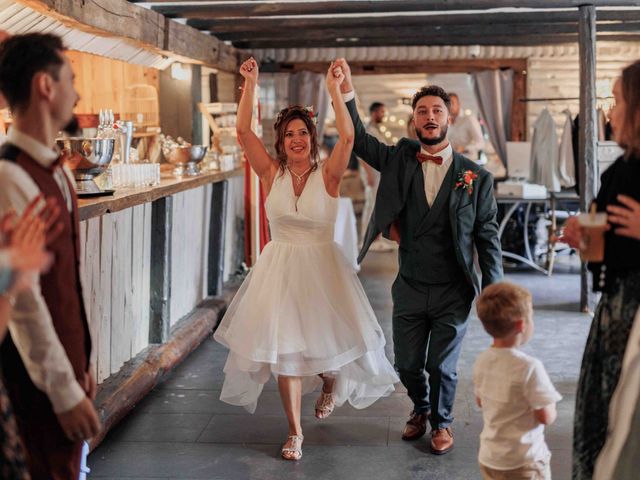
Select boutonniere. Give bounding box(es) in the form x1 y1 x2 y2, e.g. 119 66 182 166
455 169 478 195
303 105 318 126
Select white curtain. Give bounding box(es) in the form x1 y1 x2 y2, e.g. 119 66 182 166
288 71 329 141
472 69 513 170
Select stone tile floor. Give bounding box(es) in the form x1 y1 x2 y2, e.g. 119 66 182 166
90 252 590 479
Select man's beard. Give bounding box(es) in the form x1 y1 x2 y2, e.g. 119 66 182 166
62 115 80 136
416 124 448 146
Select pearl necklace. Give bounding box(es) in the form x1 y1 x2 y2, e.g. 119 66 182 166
287 164 313 185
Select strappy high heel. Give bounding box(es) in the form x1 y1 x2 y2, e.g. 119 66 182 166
281 434 304 461
315 391 335 419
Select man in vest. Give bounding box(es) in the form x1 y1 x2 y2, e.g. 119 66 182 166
0 33 101 479
334 58 503 455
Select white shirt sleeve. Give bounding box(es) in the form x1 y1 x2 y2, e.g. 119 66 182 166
523 358 562 410
342 91 356 103
0 161 85 414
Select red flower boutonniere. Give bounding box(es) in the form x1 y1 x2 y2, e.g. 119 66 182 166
455 169 478 195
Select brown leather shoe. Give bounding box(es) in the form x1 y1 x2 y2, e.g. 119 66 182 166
401 411 429 441
430 427 454 455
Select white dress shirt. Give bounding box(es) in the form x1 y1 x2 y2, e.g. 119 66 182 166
0 127 85 414
421 144 453 207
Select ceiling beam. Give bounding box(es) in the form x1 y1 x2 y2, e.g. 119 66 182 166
234 33 640 49
260 58 528 75
215 22 640 43
186 10 640 32
143 0 640 17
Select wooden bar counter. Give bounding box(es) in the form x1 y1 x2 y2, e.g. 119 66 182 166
78 165 245 449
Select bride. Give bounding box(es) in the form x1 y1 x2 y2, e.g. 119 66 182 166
214 57 398 461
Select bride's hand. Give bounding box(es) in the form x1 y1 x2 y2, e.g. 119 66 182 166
240 57 258 83
326 62 344 91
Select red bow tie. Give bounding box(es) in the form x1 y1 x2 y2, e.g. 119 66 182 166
416 152 443 165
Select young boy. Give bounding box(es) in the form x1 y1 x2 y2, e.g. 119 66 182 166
474 282 562 480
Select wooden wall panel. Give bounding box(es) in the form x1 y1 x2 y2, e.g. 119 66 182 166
169 185 211 326
67 50 159 116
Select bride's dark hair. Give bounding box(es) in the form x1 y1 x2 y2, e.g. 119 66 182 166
273 105 320 175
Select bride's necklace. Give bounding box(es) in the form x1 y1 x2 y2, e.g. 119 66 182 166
287 164 313 185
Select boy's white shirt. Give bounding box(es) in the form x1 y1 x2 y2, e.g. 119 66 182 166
473 347 562 470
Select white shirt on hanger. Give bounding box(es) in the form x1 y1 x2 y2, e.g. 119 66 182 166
530 108 561 192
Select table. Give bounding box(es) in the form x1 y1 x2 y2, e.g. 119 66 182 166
334 197 360 272
496 191 579 275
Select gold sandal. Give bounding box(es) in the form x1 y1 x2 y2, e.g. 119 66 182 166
315 391 335 419
281 434 303 461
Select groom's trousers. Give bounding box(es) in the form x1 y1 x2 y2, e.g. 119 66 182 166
392 273 474 430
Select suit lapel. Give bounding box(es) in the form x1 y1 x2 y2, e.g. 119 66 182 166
448 153 464 241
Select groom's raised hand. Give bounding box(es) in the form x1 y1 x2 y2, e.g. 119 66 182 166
334 58 353 95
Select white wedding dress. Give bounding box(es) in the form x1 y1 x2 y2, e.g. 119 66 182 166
214 167 398 413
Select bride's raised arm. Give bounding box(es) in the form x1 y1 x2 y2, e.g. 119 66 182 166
323 62 355 195
236 57 277 183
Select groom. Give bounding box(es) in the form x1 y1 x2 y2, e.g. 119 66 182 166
335 59 503 454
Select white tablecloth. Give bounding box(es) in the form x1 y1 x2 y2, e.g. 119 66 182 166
334 197 360 272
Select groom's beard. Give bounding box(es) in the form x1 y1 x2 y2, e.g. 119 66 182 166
62 115 80 136
416 124 448 146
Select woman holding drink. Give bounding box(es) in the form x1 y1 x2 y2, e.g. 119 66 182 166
561 60 640 480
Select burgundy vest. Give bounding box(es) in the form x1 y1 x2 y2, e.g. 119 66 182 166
0 143 91 405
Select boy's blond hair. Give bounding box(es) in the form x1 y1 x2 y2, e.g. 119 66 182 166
476 282 532 339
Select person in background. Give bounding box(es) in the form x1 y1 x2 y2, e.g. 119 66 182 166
560 59 640 480
359 101 395 251
0 33 101 479
448 93 485 162
474 282 561 480
0 196 59 480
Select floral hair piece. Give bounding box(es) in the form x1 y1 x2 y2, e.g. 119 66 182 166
274 105 318 130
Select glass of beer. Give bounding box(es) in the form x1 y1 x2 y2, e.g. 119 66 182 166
578 212 608 262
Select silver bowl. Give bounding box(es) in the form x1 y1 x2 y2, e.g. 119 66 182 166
57 137 115 194
163 144 208 176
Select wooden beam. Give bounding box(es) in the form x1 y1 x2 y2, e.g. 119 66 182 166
234 33 640 49
149 197 172 344
16 0 238 71
578 5 597 312
207 181 228 297
186 9 640 31
144 0 640 17
214 22 640 43
261 59 528 75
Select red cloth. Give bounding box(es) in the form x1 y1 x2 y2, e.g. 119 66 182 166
243 160 271 267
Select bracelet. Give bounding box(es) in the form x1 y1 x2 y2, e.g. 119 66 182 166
0 291 16 307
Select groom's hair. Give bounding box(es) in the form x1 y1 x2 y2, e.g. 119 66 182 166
411 85 450 111
476 282 532 339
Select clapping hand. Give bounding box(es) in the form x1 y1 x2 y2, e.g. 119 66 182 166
607 194 640 240
326 61 345 91
0 195 61 275
239 57 259 83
